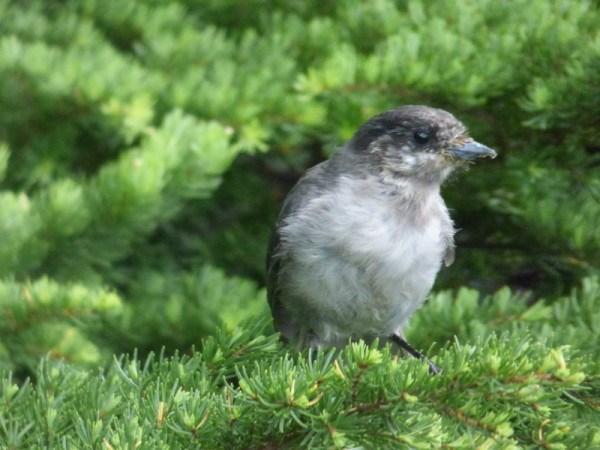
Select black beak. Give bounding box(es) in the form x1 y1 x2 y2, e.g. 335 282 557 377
451 141 497 161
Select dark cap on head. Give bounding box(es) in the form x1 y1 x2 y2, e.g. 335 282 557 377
351 106 465 150
349 105 496 174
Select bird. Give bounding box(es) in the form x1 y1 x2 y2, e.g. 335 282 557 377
266 105 496 373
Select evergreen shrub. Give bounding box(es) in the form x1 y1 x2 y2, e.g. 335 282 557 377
0 0 598 447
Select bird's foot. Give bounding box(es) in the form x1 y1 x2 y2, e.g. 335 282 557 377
391 334 441 375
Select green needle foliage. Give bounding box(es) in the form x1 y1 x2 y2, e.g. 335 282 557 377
0 0 599 447
2 282 600 449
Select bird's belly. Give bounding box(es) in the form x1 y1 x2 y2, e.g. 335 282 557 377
285 213 445 341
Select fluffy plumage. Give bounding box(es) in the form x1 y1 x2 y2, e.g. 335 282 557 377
267 105 495 350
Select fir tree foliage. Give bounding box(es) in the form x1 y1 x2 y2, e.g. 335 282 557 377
0 0 599 447
1 281 600 448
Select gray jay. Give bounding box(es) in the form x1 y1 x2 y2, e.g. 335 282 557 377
266 105 496 372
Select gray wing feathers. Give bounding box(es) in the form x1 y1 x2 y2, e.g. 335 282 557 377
266 161 331 333
443 239 455 267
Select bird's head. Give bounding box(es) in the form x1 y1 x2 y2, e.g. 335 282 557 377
349 105 497 185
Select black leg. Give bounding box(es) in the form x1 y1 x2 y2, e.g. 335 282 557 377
391 334 441 375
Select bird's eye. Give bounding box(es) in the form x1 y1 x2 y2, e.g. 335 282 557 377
414 130 430 144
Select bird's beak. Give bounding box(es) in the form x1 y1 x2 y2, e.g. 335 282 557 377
450 141 497 161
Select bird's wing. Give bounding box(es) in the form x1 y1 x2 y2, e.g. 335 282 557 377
443 240 455 267
266 160 331 330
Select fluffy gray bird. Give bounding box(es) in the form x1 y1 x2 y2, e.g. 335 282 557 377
267 105 496 371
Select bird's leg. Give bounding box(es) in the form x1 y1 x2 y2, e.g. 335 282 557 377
391 333 441 375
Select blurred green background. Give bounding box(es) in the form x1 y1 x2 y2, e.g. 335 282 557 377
0 0 599 375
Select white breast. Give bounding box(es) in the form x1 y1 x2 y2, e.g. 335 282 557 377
279 176 452 345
